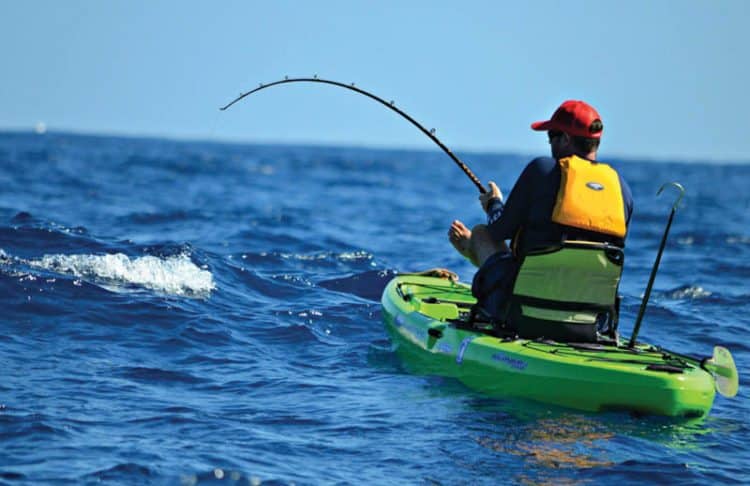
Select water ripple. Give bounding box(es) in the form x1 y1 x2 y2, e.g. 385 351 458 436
1 133 748 484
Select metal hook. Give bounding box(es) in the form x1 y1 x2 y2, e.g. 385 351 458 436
657 182 685 211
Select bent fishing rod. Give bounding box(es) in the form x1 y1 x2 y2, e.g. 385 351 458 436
220 77 487 193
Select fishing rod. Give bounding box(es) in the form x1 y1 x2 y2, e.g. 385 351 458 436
220 76 487 194
628 182 684 348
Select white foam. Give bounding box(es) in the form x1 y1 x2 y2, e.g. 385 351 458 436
276 250 372 262
28 252 215 297
668 286 712 300
727 236 750 245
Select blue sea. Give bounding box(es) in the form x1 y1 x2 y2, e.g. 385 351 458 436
1 131 748 485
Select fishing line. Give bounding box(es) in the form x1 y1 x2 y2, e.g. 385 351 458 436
220 76 487 193
207 108 222 143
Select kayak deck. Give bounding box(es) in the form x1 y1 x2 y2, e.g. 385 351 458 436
381 274 716 417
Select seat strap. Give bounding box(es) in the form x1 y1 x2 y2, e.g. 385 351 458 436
514 295 612 314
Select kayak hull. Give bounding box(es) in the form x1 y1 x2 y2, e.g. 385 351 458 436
382 275 716 417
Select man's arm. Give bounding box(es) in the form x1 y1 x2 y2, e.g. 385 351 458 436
486 158 543 242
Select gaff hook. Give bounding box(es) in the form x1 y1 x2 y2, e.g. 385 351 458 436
628 182 686 348
657 182 685 212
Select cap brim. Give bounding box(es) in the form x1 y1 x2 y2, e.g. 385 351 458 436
531 114 603 138
531 120 553 131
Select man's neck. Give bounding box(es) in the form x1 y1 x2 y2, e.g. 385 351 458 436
558 149 598 161
573 150 597 161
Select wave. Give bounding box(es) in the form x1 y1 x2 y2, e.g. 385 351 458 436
116 366 206 385
84 463 155 483
277 250 374 262
1 249 214 297
726 235 750 245
180 468 267 485
318 269 397 300
662 285 713 300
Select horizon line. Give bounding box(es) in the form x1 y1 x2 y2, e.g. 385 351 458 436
1 126 748 166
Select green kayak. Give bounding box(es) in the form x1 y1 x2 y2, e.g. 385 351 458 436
382 274 728 417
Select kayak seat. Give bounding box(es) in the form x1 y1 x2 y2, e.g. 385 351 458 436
506 241 624 343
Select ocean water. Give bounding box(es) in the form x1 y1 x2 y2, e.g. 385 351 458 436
0 131 748 485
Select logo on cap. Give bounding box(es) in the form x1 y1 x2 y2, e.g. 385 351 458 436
586 181 604 191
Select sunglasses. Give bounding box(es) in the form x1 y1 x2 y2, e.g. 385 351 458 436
547 130 564 142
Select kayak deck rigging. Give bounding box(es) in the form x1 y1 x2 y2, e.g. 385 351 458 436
383 274 718 416
397 278 696 371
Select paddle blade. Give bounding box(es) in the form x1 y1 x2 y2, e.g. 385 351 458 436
704 346 739 398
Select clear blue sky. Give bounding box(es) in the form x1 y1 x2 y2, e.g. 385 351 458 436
2 1 748 162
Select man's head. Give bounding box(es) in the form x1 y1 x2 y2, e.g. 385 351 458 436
531 100 603 159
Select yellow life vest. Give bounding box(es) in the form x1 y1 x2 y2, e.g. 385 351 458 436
551 155 627 238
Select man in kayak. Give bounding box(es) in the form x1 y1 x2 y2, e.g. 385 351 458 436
448 100 633 332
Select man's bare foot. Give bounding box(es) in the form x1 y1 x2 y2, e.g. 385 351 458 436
448 220 474 260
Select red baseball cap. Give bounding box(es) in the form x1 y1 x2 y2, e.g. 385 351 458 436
531 100 603 138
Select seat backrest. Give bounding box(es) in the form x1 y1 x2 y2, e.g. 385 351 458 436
509 241 623 341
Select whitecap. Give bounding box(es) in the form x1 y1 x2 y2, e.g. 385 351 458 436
278 250 372 262
726 235 750 245
27 252 215 297
667 286 712 300
338 251 373 261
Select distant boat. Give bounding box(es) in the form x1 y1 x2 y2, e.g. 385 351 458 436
35 122 47 135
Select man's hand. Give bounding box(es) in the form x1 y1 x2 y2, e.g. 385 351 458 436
479 181 503 213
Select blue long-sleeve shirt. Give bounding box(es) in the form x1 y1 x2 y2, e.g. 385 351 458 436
486 157 633 255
